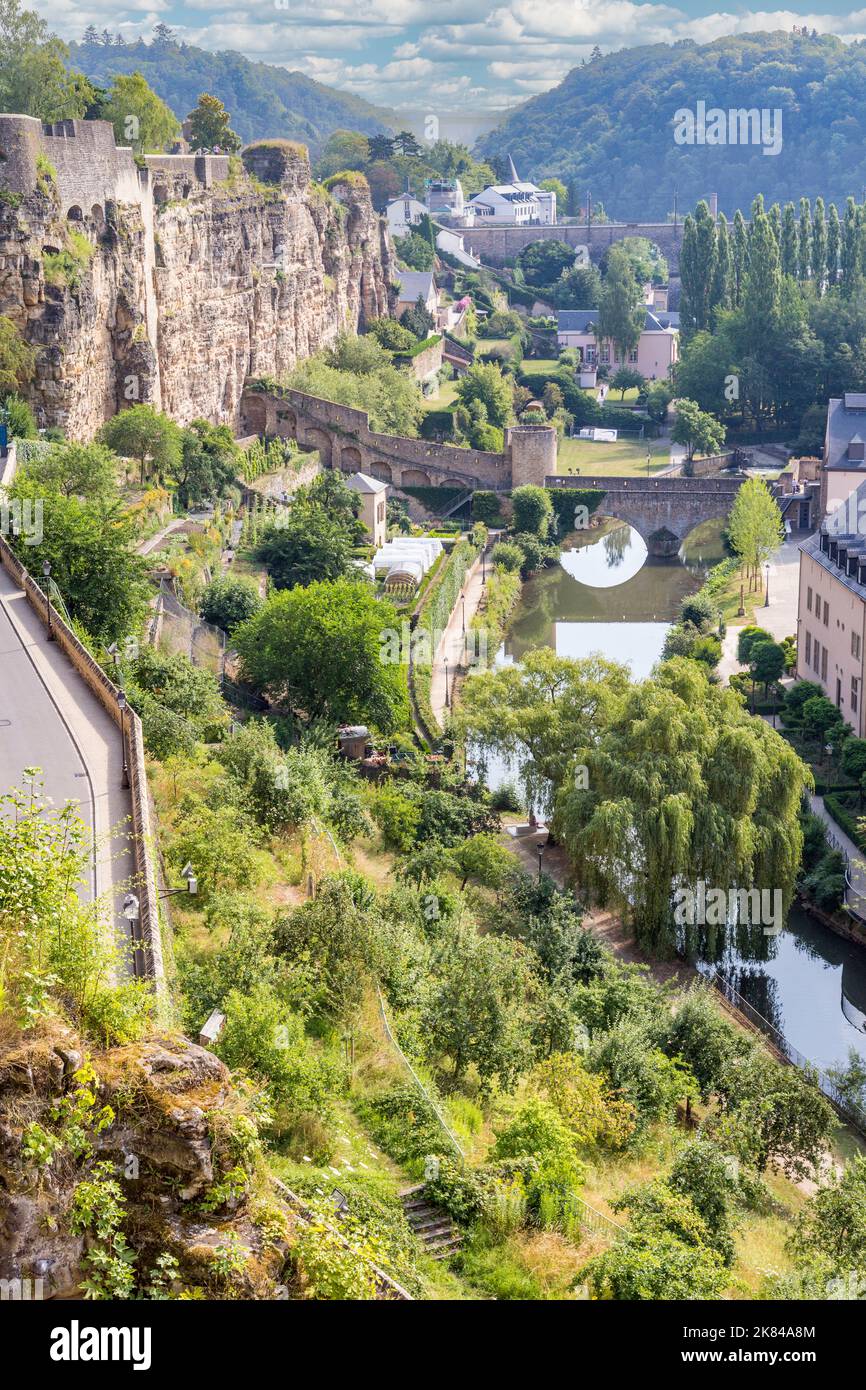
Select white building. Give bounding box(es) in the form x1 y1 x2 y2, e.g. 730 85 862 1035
385 190 427 239
346 472 389 549
465 156 556 226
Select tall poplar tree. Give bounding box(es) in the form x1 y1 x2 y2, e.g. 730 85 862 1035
798 197 812 283
827 202 841 290
680 201 717 338
812 197 827 295
732 210 749 307
780 202 798 278
710 212 732 316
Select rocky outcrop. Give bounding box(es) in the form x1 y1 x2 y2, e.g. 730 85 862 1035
0 1024 292 1299
0 136 393 438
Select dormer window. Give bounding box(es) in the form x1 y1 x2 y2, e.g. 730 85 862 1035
849 434 866 462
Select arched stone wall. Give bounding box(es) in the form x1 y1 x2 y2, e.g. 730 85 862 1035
341 445 362 472
370 461 393 483
242 394 269 435
402 468 431 487
303 426 333 467
275 404 297 439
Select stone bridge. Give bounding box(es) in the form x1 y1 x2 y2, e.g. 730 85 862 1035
463 221 693 276
240 384 556 491
548 474 745 557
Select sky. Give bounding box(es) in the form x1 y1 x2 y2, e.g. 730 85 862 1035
35 0 866 113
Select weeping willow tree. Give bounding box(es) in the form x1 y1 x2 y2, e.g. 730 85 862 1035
555 659 811 955
454 647 630 817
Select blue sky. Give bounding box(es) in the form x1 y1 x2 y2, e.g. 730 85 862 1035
37 1 866 112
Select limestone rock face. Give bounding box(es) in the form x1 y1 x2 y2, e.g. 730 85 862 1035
0 1026 290 1299
0 148 392 438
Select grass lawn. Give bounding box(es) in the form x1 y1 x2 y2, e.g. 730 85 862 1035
521 358 560 375
424 379 460 410
557 436 670 477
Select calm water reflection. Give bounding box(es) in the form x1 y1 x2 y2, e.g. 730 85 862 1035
500 521 725 676
487 520 866 1073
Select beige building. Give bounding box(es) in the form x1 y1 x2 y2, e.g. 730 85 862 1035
820 393 866 516
346 471 389 548
797 478 866 737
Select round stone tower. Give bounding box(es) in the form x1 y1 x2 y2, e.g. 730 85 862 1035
507 424 557 488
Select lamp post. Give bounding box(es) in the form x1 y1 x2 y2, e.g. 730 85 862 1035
117 691 129 788
42 561 53 640
443 656 450 708
537 839 545 880
481 547 486 585
159 863 198 899
764 562 770 607
461 594 466 633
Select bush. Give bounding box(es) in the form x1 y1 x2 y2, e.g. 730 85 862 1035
200 575 261 634
472 491 501 524
511 484 554 538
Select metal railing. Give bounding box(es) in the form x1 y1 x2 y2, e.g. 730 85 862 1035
705 967 866 1136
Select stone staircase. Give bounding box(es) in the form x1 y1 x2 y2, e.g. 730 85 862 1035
400 1185 463 1261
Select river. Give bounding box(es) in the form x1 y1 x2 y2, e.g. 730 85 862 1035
490 520 866 1077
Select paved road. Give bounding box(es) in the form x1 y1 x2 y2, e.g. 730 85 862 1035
718 535 802 684
0 564 138 976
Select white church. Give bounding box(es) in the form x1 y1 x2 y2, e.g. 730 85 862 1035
465 157 557 226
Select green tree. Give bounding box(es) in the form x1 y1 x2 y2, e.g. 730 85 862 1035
452 833 512 890
781 202 798 277
0 0 87 121
16 441 116 499
713 1052 837 1182
727 477 784 589
455 360 513 428
99 405 182 486
234 579 409 730
680 202 717 337
557 658 809 952
610 366 645 399
199 575 261 634
790 1154 866 1280
174 419 239 507
186 92 241 152
511 484 553 537
517 239 575 288
671 397 725 462
597 245 642 363
103 71 179 154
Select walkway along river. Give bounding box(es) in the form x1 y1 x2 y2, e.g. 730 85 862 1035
484 519 866 1078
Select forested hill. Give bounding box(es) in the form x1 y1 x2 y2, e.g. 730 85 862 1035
477 31 866 220
68 37 392 152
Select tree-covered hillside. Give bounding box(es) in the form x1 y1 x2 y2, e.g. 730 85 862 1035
68 35 392 152
478 31 866 220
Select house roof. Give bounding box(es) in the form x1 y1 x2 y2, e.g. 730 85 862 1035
346 471 388 494
801 480 866 598
396 270 435 303
824 397 866 471
556 309 677 335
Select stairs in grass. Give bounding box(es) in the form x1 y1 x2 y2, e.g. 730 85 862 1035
400 1185 463 1261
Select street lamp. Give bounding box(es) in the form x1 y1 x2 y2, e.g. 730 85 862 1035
443 656 450 708
481 547 486 584
537 839 545 880
117 690 129 788
42 561 53 640
764 562 770 608
461 594 466 633
159 862 198 899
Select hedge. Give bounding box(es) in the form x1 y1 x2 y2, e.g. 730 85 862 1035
420 410 456 441
410 535 480 743
823 793 866 851
546 487 604 533
398 484 467 512
472 491 502 524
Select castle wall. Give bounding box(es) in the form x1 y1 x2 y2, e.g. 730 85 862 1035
0 118 392 436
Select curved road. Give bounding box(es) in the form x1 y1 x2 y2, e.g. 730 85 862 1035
0 563 139 976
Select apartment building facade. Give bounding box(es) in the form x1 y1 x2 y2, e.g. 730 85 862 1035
797 481 866 738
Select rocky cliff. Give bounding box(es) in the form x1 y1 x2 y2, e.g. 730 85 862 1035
0 1024 294 1299
0 123 393 438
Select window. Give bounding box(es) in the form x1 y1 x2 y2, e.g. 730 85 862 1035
627 348 638 364
599 345 610 365
823 599 830 626
822 646 828 681
853 676 860 716
807 586 813 612
805 631 812 665
813 638 821 674
853 631 862 661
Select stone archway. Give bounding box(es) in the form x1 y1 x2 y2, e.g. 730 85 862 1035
66 205 83 222
370 461 393 483
303 426 333 468
341 445 362 473
275 404 297 439
242 395 268 436
402 468 431 487
441 476 469 488
90 203 105 231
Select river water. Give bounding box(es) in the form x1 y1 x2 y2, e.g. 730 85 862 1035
491 521 866 1076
